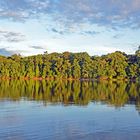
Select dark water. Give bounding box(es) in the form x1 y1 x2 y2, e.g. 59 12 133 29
0 80 140 140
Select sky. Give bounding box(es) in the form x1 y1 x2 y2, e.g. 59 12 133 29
0 0 140 56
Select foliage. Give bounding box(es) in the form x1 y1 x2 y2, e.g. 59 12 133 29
0 48 140 80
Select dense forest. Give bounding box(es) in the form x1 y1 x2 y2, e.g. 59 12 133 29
0 47 140 80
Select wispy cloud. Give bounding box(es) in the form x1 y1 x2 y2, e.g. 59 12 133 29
112 33 124 39
82 31 100 36
30 45 44 50
48 27 100 36
0 30 25 42
51 28 65 35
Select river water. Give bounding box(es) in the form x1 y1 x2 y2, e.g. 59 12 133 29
0 80 140 140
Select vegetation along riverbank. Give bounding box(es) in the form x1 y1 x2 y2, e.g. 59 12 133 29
0 47 140 81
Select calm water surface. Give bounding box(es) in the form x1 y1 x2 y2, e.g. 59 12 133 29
0 80 140 140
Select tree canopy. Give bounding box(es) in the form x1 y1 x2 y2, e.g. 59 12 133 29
0 48 140 80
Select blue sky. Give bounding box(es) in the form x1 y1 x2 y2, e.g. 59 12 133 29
0 0 140 56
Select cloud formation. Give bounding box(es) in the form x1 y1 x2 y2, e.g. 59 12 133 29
30 45 44 50
0 0 50 20
82 31 100 36
0 0 139 56
0 30 25 42
0 0 140 29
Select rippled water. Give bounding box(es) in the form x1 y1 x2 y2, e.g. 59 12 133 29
0 80 140 140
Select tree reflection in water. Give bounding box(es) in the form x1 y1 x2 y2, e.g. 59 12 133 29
0 80 140 109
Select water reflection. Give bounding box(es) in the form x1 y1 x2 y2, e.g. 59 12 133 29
0 80 140 140
0 80 140 108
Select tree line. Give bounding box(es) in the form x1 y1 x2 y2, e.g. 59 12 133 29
0 47 140 80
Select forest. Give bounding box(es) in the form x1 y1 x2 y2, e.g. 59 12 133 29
0 47 140 80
